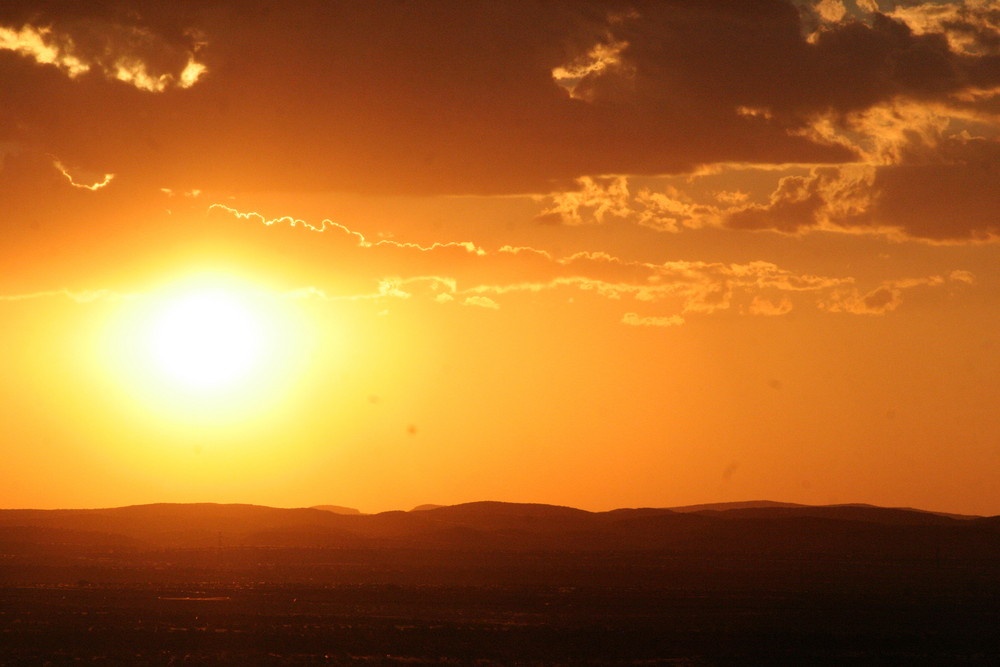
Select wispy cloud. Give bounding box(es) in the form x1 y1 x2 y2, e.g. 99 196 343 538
818 272 972 314
208 205 487 255
52 158 114 191
204 204 974 325
621 313 685 328
462 295 500 310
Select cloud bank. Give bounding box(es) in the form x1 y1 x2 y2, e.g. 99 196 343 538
3 0 995 204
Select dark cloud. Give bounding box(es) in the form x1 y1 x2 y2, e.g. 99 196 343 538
725 173 830 234
722 136 1000 242
13 0 996 195
875 163 999 242
0 2 204 92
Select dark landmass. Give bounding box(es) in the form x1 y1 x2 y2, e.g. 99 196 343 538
666 500 811 512
310 505 363 516
410 504 445 512
2 500 999 664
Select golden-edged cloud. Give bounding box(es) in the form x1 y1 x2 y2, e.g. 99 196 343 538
818 272 973 314
887 0 1000 55
53 158 114 191
0 20 206 92
538 97 998 243
9 0 939 194
206 204 974 326
4 0 995 212
722 132 1000 242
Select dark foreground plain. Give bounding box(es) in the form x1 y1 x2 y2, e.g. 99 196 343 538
2 501 999 665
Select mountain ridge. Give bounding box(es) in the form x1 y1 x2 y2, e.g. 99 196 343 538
0 499 993 553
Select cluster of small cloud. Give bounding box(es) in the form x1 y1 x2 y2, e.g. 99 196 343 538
0 150 977 325
540 99 999 242
204 205 974 326
818 270 975 314
722 138 1000 242
530 1 1000 243
536 176 720 232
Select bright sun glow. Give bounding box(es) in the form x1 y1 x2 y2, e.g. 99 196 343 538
101 273 318 431
148 289 266 389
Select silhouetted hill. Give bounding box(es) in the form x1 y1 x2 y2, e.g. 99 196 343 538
692 504 966 526
669 500 979 525
410 504 444 511
5 502 1000 665
0 500 996 554
310 505 363 515
668 500 808 512
0 525 142 550
418 501 596 532
972 515 1000 529
829 502 980 521
0 504 348 548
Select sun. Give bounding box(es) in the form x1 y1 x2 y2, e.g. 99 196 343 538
99 271 319 432
148 288 266 390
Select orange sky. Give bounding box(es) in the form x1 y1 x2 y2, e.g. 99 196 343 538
2 0 999 514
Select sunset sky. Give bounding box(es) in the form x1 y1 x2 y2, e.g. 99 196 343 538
2 0 998 514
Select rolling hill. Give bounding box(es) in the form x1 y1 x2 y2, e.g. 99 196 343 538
0 500 995 554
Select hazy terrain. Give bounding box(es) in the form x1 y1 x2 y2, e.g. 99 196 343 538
2 501 999 664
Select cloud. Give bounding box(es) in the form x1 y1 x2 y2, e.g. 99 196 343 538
820 284 903 314
887 1 1000 56
536 176 633 226
818 272 970 314
463 296 500 310
538 176 721 231
199 202 974 319
53 158 114 190
949 269 976 284
5 0 997 201
815 0 848 24
0 149 171 280
551 37 634 102
5 0 920 195
724 165 875 235
454 260 849 319
0 138 976 326
0 17 206 92
0 167 974 324
534 82 998 242
0 25 89 77
208 205 488 255
748 296 795 316
722 133 1000 242
207 204 371 244
621 312 685 328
